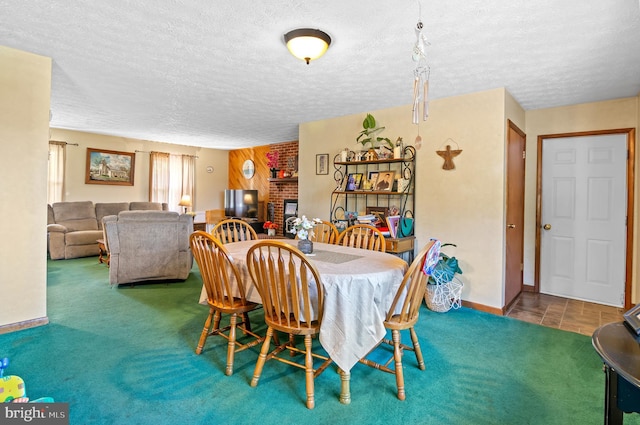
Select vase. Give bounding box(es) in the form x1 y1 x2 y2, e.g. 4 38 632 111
267 228 276 236
270 168 279 178
297 238 313 254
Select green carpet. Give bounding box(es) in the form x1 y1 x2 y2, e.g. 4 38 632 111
2 256 639 424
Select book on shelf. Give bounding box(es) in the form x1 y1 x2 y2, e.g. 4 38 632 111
385 215 400 238
356 214 376 222
358 214 388 229
356 215 373 225
378 226 391 237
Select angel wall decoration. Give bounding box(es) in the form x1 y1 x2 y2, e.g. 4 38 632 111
436 139 463 170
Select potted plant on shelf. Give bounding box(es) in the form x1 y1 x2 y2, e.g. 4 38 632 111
425 243 464 313
356 113 393 158
263 221 278 237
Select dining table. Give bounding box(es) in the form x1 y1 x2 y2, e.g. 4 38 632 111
198 239 409 404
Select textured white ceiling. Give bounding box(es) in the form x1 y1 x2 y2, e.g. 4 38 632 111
1 0 639 149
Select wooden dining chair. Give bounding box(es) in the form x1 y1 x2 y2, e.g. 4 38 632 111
204 209 225 232
189 231 264 376
294 219 338 244
335 223 386 252
358 239 440 400
246 240 333 409
211 218 258 244
313 220 339 244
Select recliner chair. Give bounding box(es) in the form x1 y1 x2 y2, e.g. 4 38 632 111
103 211 193 286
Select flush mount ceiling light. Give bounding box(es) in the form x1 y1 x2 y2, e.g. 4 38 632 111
284 28 331 64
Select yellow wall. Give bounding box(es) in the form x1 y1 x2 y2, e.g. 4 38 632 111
0 46 51 328
49 129 230 212
300 88 509 309
524 97 639 300
505 91 526 132
301 91 640 310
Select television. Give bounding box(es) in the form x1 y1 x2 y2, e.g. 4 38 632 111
224 189 259 219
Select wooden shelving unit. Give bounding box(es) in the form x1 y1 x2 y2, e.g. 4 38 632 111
330 147 417 260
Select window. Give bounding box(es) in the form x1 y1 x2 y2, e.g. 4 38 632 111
149 152 195 212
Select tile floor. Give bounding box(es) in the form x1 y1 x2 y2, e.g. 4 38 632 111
505 291 627 337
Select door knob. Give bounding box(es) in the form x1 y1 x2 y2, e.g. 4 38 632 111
507 224 516 229
543 224 551 230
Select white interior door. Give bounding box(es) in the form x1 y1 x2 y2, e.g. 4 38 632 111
540 134 627 307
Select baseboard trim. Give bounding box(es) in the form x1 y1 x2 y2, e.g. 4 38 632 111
461 300 503 316
0 317 49 335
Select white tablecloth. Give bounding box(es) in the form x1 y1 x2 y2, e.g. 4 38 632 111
198 240 408 371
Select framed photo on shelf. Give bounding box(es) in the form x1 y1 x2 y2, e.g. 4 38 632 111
367 171 379 190
335 220 349 232
374 171 395 191
316 153 329 175
85 148 135 186
345 172 363 191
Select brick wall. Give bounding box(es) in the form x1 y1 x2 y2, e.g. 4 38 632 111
267 141 298 236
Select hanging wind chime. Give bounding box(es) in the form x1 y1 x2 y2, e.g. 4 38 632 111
411 5 430 150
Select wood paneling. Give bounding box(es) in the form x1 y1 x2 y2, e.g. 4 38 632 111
228 141 299 230
228 146 270 221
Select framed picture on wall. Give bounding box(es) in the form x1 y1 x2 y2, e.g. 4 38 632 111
316 154 329 175
85 148 135 186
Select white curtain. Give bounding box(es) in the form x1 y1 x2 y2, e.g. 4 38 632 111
47 141 66 204
181 154 195 208
149 152 196 212
149 152 170 204
168 155 182 211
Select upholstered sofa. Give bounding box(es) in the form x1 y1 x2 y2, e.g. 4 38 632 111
47 201 168 260
103 211 193 286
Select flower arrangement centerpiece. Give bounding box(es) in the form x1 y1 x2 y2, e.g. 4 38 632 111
290 215 321 240
266 151 280 178
263 221 278 236
290 215 322 254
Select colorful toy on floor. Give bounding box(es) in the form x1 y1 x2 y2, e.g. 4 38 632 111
0 357 53 403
